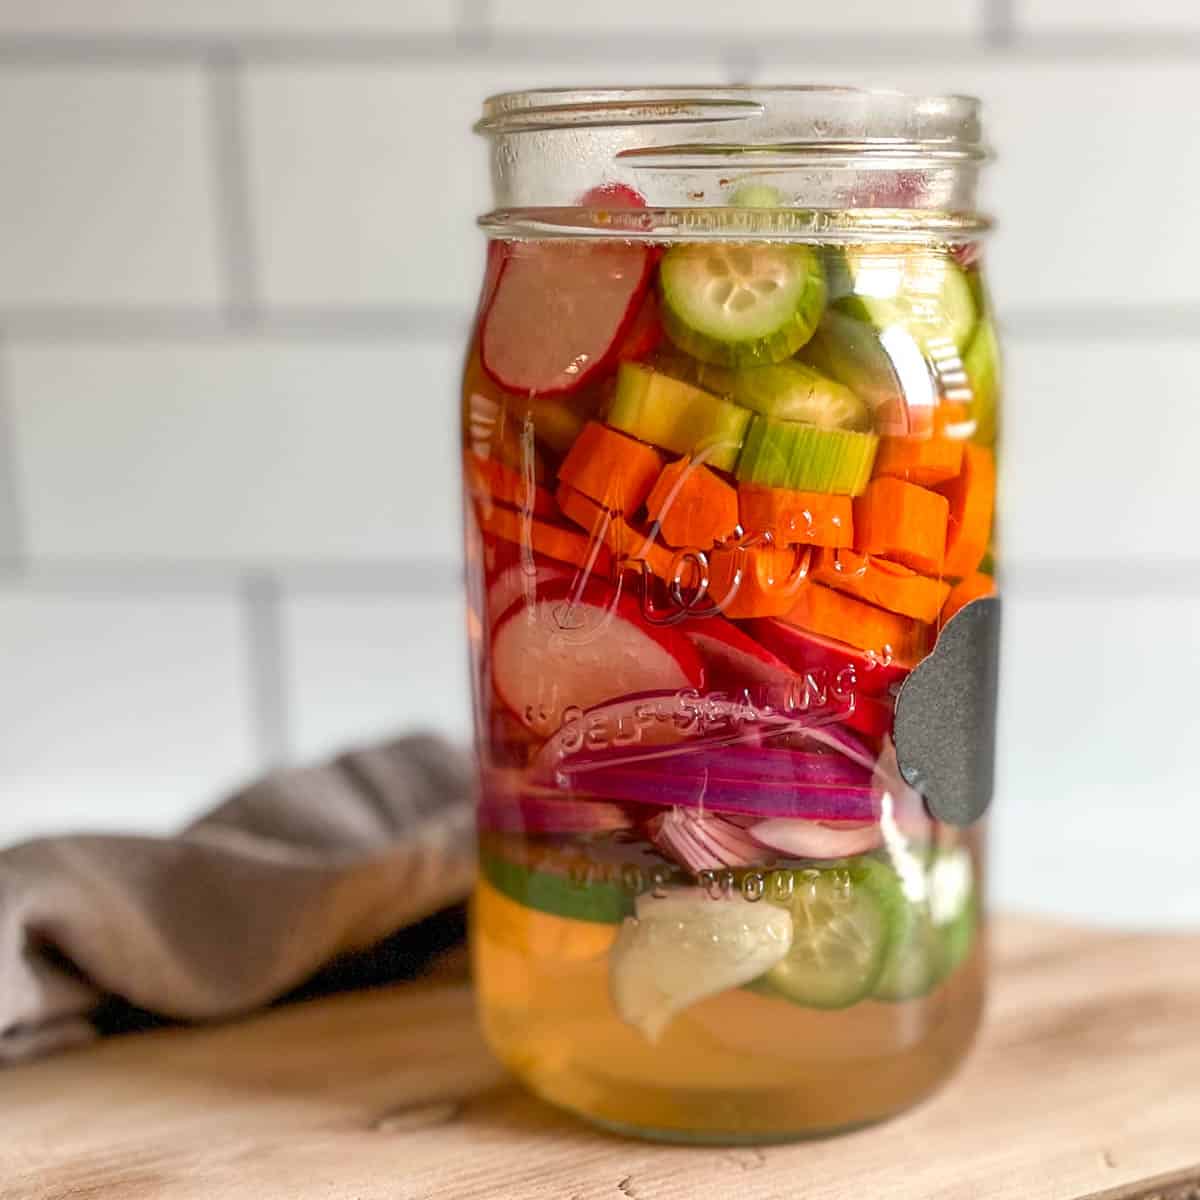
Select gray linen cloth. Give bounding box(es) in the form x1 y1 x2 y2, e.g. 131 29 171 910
0 734 475 1064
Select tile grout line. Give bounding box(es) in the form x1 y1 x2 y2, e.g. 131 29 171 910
5 30 1200 65
984 0 1018 48
206 47 259 327
457 0 492 47
241 572 290 766
0 332 27 569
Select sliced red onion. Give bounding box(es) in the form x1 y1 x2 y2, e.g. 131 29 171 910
647 808 766 872
748 817 883 859
551 744 880 823
478 773 638 834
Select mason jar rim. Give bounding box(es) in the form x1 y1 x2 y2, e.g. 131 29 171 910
476 85 987 160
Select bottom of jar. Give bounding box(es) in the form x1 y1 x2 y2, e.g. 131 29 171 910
477 953 985 1144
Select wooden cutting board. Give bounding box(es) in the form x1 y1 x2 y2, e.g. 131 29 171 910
2 916 1198 1200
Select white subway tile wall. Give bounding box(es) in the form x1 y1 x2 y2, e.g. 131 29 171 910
0 66 224 311
1013 1 1200 32
0 8 1197 926
490 0 982 35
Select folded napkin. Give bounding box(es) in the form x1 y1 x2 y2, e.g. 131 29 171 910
0 734 475 1064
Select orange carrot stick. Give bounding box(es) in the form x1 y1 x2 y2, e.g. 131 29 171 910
556 484 690 586
941 571 997 625
464 451 557 519
644 457 739 549
872 436 965 487
853 476 949 575
781 581 931 667
476 501 611 576
705 544 808 619
934 399 972 436
738 483 854 547
811 547 950 624
937 443 996 579
557 420 664 515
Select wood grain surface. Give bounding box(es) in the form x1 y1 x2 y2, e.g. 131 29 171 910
2 917 1198 1200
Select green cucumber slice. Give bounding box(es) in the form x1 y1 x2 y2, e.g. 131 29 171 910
835 248 978 353
731 360 872 432
759 860 904 1009
873 845 978 1001
962 315 1000 448
871 907 942 1002
735 415 878 495
608 362 751 471
479 850 632 925
659 243 826 367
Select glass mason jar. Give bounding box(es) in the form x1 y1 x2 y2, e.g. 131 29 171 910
463 87 999 1143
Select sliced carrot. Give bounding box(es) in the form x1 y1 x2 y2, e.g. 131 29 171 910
645 457 739 549
556 484 689 586
464 452 557 519
557 420 664 514
781 581 931 667
942 571 997 625
937 443 996 579
810 548 950 624
738 483 853 548
476 501 611 576
853 477 949 575
872 436 965 487
705 544 807 619
934 399 972 436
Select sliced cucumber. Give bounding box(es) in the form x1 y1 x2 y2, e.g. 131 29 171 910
759 860 904 1009
608 362 751 472
871 906 943 1002
962 315 1000 448
873 845 977 1001
835 248 978 354
731 360 872 432
729 182 784 208
659 243 826 367
480 850 632 925
736 415 878 495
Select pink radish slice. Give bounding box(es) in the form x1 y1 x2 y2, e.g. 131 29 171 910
480 241 652 396
748 817 883 860
487 561 572 626
684 618 796 691
648 808 765 872
478 775 638 834
581 182 646 209
531 689 761 780
746 618 910 697
842 690 893 740
491 581 704 738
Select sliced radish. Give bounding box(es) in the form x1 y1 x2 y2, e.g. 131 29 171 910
841 689 893 740
491 581 704 738
746 618 910 697
616 290 663 363
581 182 646 209
685 617 795 692
474 240 508 324
530 688 753 781
748 817 883 860
486 560 572 626
481 241 652 396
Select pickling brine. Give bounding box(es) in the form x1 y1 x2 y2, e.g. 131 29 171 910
464 87 999 1142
